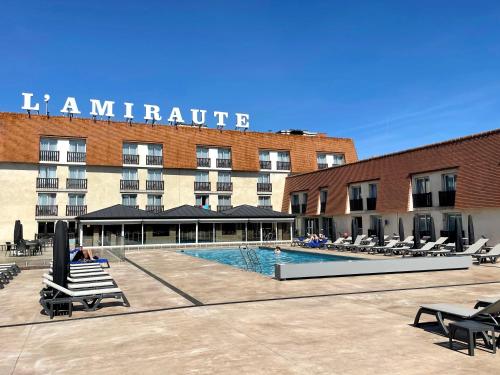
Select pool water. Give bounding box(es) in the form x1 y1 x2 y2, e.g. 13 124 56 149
180 248 360 276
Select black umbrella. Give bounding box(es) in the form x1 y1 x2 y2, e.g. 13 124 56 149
377 218 384 246
413 215 421 249
52 221 69 288
429 216 436 242
13 220 21 245
455 217 464 253
398 217 404 241
351 218 358 239
467 215 475 245
331 220 337 241
20 223 24 242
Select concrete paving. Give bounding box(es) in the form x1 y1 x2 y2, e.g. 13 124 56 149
1 247 500 374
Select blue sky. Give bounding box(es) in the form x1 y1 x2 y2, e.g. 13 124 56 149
1 1 500 159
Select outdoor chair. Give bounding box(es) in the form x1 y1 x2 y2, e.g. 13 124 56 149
43 274 115 289
326 238 344 249
402 241 437 257
0 263 20 273
352 239 377 253
368 239 398 254
429 238 489 256
472 244 500 264
342 235 367 251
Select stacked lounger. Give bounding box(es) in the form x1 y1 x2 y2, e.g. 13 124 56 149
0 263 20 288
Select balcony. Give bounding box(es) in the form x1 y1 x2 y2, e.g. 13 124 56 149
67 151 86 163
320 202 326 213
120 180 139 190
216 158 232 168
39 150 59 162
413 192 433 208
217 205 233 212
350 198 364 211
291 204 301 214
277 161 291 170
36 177 59 189
146 155 163 166
66 178 87 190
217 182 233 192
317 163 328 170
259 160 271 170
257 183 272 192
146 205 164 213
66 205 87 216
194 181 211 191
258 205 273 210
366 197 377 211
197 158 211 167
439 190 456 207
36 205 58 216
122 154 139 164
146 180 164 191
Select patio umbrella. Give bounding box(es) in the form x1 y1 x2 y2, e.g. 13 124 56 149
377 218 384 246
52 221 69 288
20 223 24 242
413 215 421 249
467 215 475 245
398 217 404 241
429 216 436 242
331 220 337 241
455 217 464 253
351 218 358 239
13 220 21 244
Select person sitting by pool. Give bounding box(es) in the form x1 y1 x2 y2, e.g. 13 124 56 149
70 246 98 262
274 246 281 255
319 233 325 240
302 233 312 243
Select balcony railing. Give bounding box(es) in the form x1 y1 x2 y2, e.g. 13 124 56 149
36 177 59 189
146 205 164 213
120 180 139 190
66 178 87 190
67 151 86 163
366 197 377 211
317 163 328 169
146 180 164 191
291 204 301 214
320 202 326 213
194 181 211 191
439 190 456 207
217 205 233 212
258 205 273 210
122 154 139 164
216 158 232 168
217 182 233 191
39 150 59 162
277 161 291 170
197 158 211 167
257 183 272 192
350 198 364 211
259 160 271 170
36 205 58 216
146 155 163 166
413 192 433 208
66 205 87 216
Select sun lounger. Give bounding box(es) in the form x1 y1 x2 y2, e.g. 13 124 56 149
429 238 489 256
403 241 437 257
353 239 377 253
337 235 365 251
414 299 500 335
68 274 113 282
326 238 344 249
472 244 500 264
0 263 21 273
368 240 399 254
71 258 110 268
0 267 16 278
40 279 129 319
43 273 115 289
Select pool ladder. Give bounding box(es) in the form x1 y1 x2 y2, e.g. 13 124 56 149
239 246 262 273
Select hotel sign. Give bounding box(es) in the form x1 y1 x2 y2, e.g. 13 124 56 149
21 92 250 129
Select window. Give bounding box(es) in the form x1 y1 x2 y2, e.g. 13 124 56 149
292 194 300 205
320 190 328 203
147 194 162 206
415 177 430 194
69 140 86 153
218 148 231 159
370 215 381 231
333 154 345 165
147 144 162 156
122 194 137 206
69 166 86 179
258 173 270 183
196 147 209 158
368 184 377 198
259 151 270 161
418 214 432 232
195 195 210 208
40 138 57 151
442 174 457 191
123 143 138 155
258 196 271 207
351 186 362 199
68 194 85 206
38 193 56 205
218 195 231 206
195 171 209 182
277 151 290 162
317 154 327 164
443 213 462 231
122 168 138 180
38 166 56 178
147 169 162 181
222 223 236 235
218 172 231 182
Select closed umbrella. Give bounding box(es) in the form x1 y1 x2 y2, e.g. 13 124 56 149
377 218 384 246
413 215 421 249
20 223 24 242
52 221 69 288
351 218 358 239
429 216 436 242
331 220 337 241
455 217 464 253
398 217 404 241
13 220 21 244
467 215 475 245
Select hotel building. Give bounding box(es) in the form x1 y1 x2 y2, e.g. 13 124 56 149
0 112 356 243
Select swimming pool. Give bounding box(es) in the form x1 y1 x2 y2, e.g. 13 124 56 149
180 248 360 276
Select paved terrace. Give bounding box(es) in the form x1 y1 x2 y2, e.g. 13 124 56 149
1 247 500 374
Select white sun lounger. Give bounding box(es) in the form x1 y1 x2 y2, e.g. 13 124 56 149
472 244 500 264
368 240 399 254
43 273 114 289
403 241 436 257
429 238 489 256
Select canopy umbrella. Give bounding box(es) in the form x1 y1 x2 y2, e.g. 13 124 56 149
331 220 337 241
351 218 358 239
398 217 404 241
429 216 436 242
455 217 464 253
13 220 22 244
377 218 384 246
20 223 24 243
413 215 421 249
467 215 475 245
52 221 69 288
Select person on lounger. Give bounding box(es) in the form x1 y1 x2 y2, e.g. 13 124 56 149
70 246 98 262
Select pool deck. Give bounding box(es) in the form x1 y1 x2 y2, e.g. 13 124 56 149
2 246 500 374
